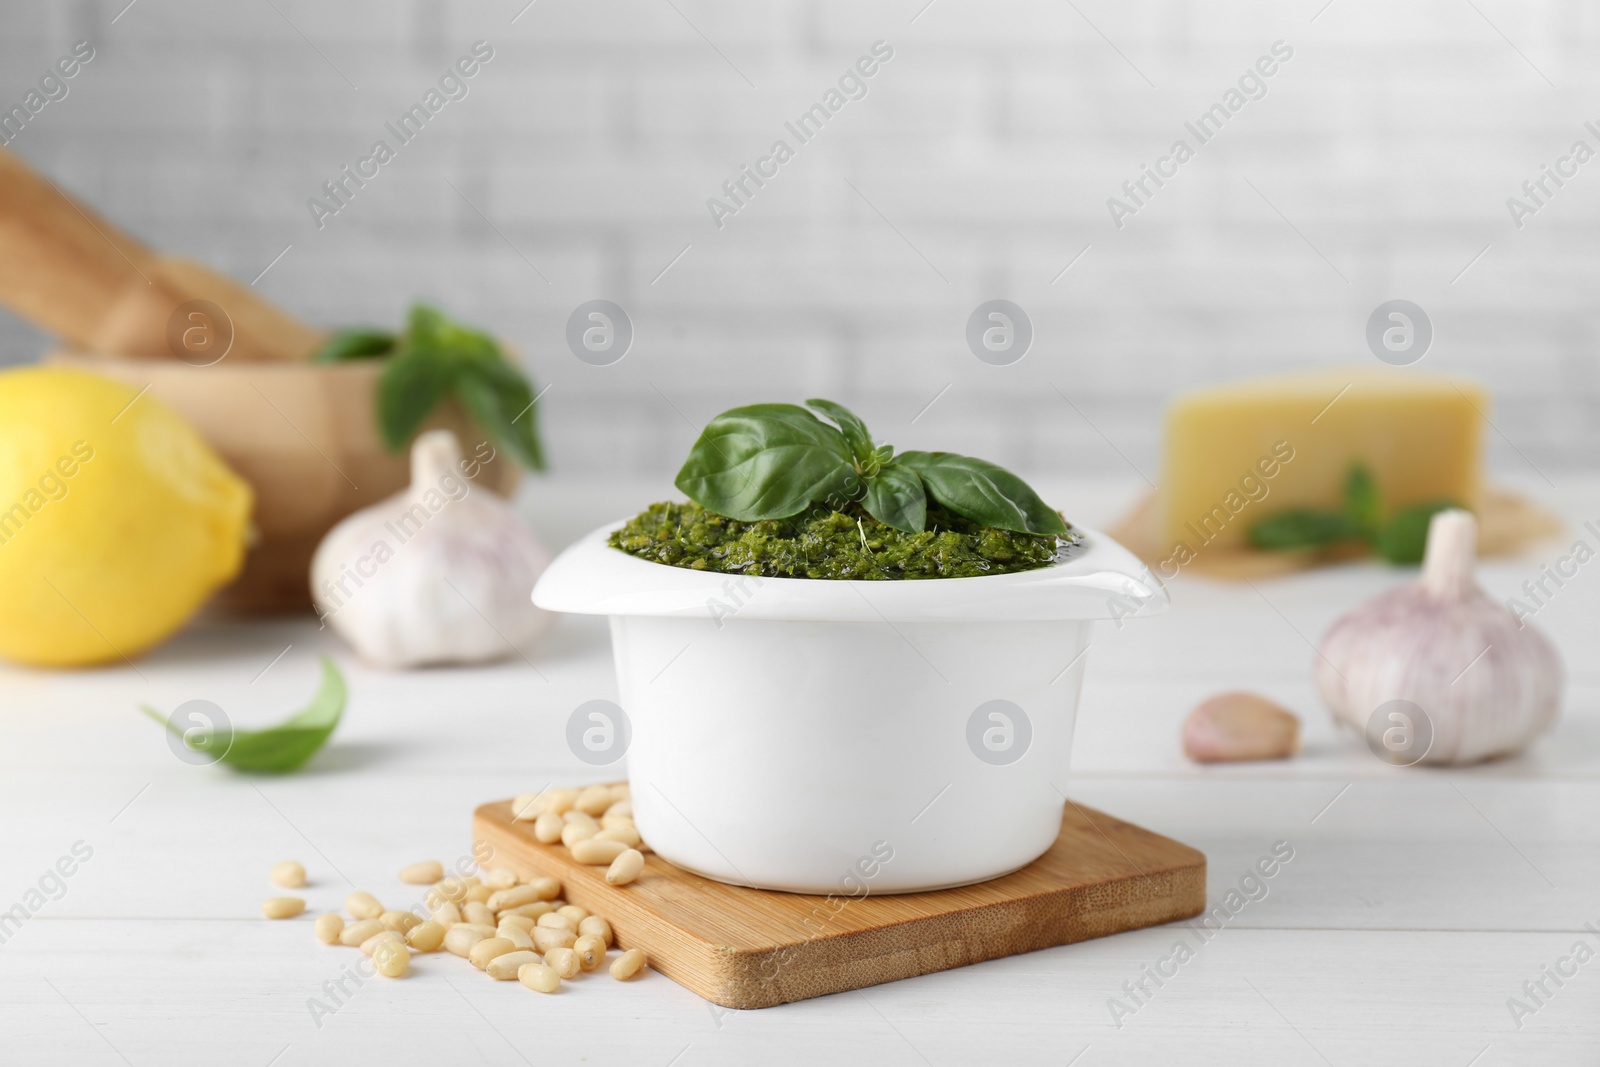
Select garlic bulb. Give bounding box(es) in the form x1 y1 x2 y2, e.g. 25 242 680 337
311 430 554 667
1315 509 1562 764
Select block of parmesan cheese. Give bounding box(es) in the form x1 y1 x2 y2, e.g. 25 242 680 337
1160 368 1487 555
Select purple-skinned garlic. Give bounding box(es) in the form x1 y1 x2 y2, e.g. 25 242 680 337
1315 509 1562 764
311 430 554 667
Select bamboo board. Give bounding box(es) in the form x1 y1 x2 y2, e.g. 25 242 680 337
474 796 1206 1009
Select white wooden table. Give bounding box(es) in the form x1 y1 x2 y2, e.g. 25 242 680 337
3 477 1596 1066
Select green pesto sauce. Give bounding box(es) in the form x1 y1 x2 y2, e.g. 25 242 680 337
608 501 1080 580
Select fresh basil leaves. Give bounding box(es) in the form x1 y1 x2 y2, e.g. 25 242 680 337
313 304 546 471
140 657 347 774
673 399 1067 536
1247 463 1461 564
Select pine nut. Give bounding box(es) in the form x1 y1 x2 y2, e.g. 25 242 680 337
435 877 470 903
340 919 383 946
545 946 581 979
558 904 589 924
574 934 606 971
399 860 443 885
570 838 627 865
262 896 305 920
500 901 554 921
533 811 565 843
314 913 344 944
578 916 613 948
575 786 613 816
609 783 630 801
360 931 403 957
455 923 498 937
518 961 561 993
498 923 536 951
510 792 541 820
407 920 446 953
596 825 642 849
533 926 576 953
444 925 490 957
373 941 409 978
487 949 540 980
464 884 493 905
485 867 518 891
380 910 422 934
538 912 577 933
430 901 462 927
539 787 578 815
497 914 537 934
610 947 647 981
346 891 383 920
270 860 306 888
606 849 645 886
563 810 600 831
604 799 633 818
600 814 635 832
469 936 517 970
530 877 562 900
486 885 542 912
561 821 598 848
463 901 496 927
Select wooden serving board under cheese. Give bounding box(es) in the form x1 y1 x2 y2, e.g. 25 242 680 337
1111 367 1564 579
475 795 1206 1009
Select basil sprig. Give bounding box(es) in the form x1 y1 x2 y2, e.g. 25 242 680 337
673 399 1067 536
312 304 546 471
1248 463 1460 564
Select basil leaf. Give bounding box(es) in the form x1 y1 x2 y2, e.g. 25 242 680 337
893 451 1067 536
311 328 396 364
1248 509 1360 551
376 344 456 450
805 398 874 463
674 404 856 521
1344 464 1381 538
861 463 927 533
455 360 546 471
1376 501 1461 564
140 657 346 774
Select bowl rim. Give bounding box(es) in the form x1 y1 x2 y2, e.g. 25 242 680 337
532 518 1168 623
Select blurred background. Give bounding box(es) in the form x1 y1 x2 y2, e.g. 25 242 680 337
2 0 1596 480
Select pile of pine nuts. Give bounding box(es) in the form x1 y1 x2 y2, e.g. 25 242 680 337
261 783 650 993
510 784 648 887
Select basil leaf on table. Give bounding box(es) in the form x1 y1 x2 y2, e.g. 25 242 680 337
311 329 397 364
1375 501 1460 564
860 463 927 533
805 398 875 463
140 657 346 774
894 451 1067 536
674 403 858 521
1248 509 1361 551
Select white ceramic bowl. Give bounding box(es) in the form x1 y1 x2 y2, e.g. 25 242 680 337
533 522 1167 894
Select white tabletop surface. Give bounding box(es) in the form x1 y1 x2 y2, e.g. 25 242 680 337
4 476 1597 1067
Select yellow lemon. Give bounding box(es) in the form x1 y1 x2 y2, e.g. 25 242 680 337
0 367 251 667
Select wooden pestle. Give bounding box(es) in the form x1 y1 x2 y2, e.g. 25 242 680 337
0 146 322 362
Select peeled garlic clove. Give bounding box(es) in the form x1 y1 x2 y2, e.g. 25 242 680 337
1182 691 1300 763
1315 509 1563 765
311 430 555 667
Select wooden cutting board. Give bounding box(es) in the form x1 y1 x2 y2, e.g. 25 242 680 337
474 796 1206 1009
1108 482 1565 580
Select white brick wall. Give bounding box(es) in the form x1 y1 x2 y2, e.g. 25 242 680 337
2 0 1597 481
